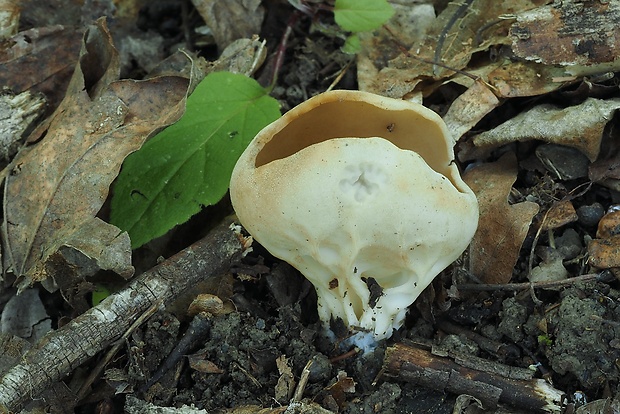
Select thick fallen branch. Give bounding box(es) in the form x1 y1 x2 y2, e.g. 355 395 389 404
382 342 564 413
0 217 248 412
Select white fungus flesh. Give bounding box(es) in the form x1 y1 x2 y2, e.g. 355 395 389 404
230 90 478 343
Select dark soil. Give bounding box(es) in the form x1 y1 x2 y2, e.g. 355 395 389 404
126 265 456 414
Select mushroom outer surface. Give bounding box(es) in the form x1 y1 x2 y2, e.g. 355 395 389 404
230 90 478 340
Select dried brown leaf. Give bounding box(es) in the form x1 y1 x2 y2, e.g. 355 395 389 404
187 294 225 316
63 217 134 278
191 0 264 50
528 250 568 283
188 351 224 374
358 0 546 97
473 98 620 162
2 19 188 288
463 153 539 284
356 3 434 97
486 61 567 98
0 288 50 341
541 200 578 231
0 25 83 114
39 218 133 296
275 355 295 403
325 371 356 409
596 211 620 239
443 80 500 143
20 0 83 27
588 236 620 269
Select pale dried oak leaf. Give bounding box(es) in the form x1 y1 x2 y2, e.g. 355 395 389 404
463 153 539 284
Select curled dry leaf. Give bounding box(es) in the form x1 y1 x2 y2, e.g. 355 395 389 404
443 80 500 144
2 19 189 288
588 210 620 269
463 153 539 285
325 371 356 410
358 0 612 112
588 236 620 269
473 98 620 162
62 217 134 278
187 294 225 317
356 3 434 98
541 200 578 231
528 250 568 283
188 350 224 374
39 219 133 296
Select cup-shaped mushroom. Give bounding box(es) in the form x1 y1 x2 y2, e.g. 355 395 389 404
230 90 478 340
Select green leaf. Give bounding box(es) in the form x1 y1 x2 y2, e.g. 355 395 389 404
334 0 394 33
91 285 111 306
341 34 361 54
110 71 281 248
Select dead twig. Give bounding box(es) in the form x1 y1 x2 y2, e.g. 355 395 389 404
325 57 354 92
139 311 212 393
382 342 564 413
328 346 360 363
269 11 299 88
291 359 313 403
456 272 605 292
0 216 248 412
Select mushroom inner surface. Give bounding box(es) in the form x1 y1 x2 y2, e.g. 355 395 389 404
255 100 452 178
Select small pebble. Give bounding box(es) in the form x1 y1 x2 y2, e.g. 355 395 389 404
535 144 590 180
555 228 582 260
308 353 332 383
576 202 605 227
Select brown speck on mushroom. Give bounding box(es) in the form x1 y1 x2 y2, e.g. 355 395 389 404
329 278 339 289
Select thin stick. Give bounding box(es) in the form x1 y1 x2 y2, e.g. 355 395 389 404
329 346 360 363
456 272 601 292
325 58 354 92
291 359 313 403
269 11 300 88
